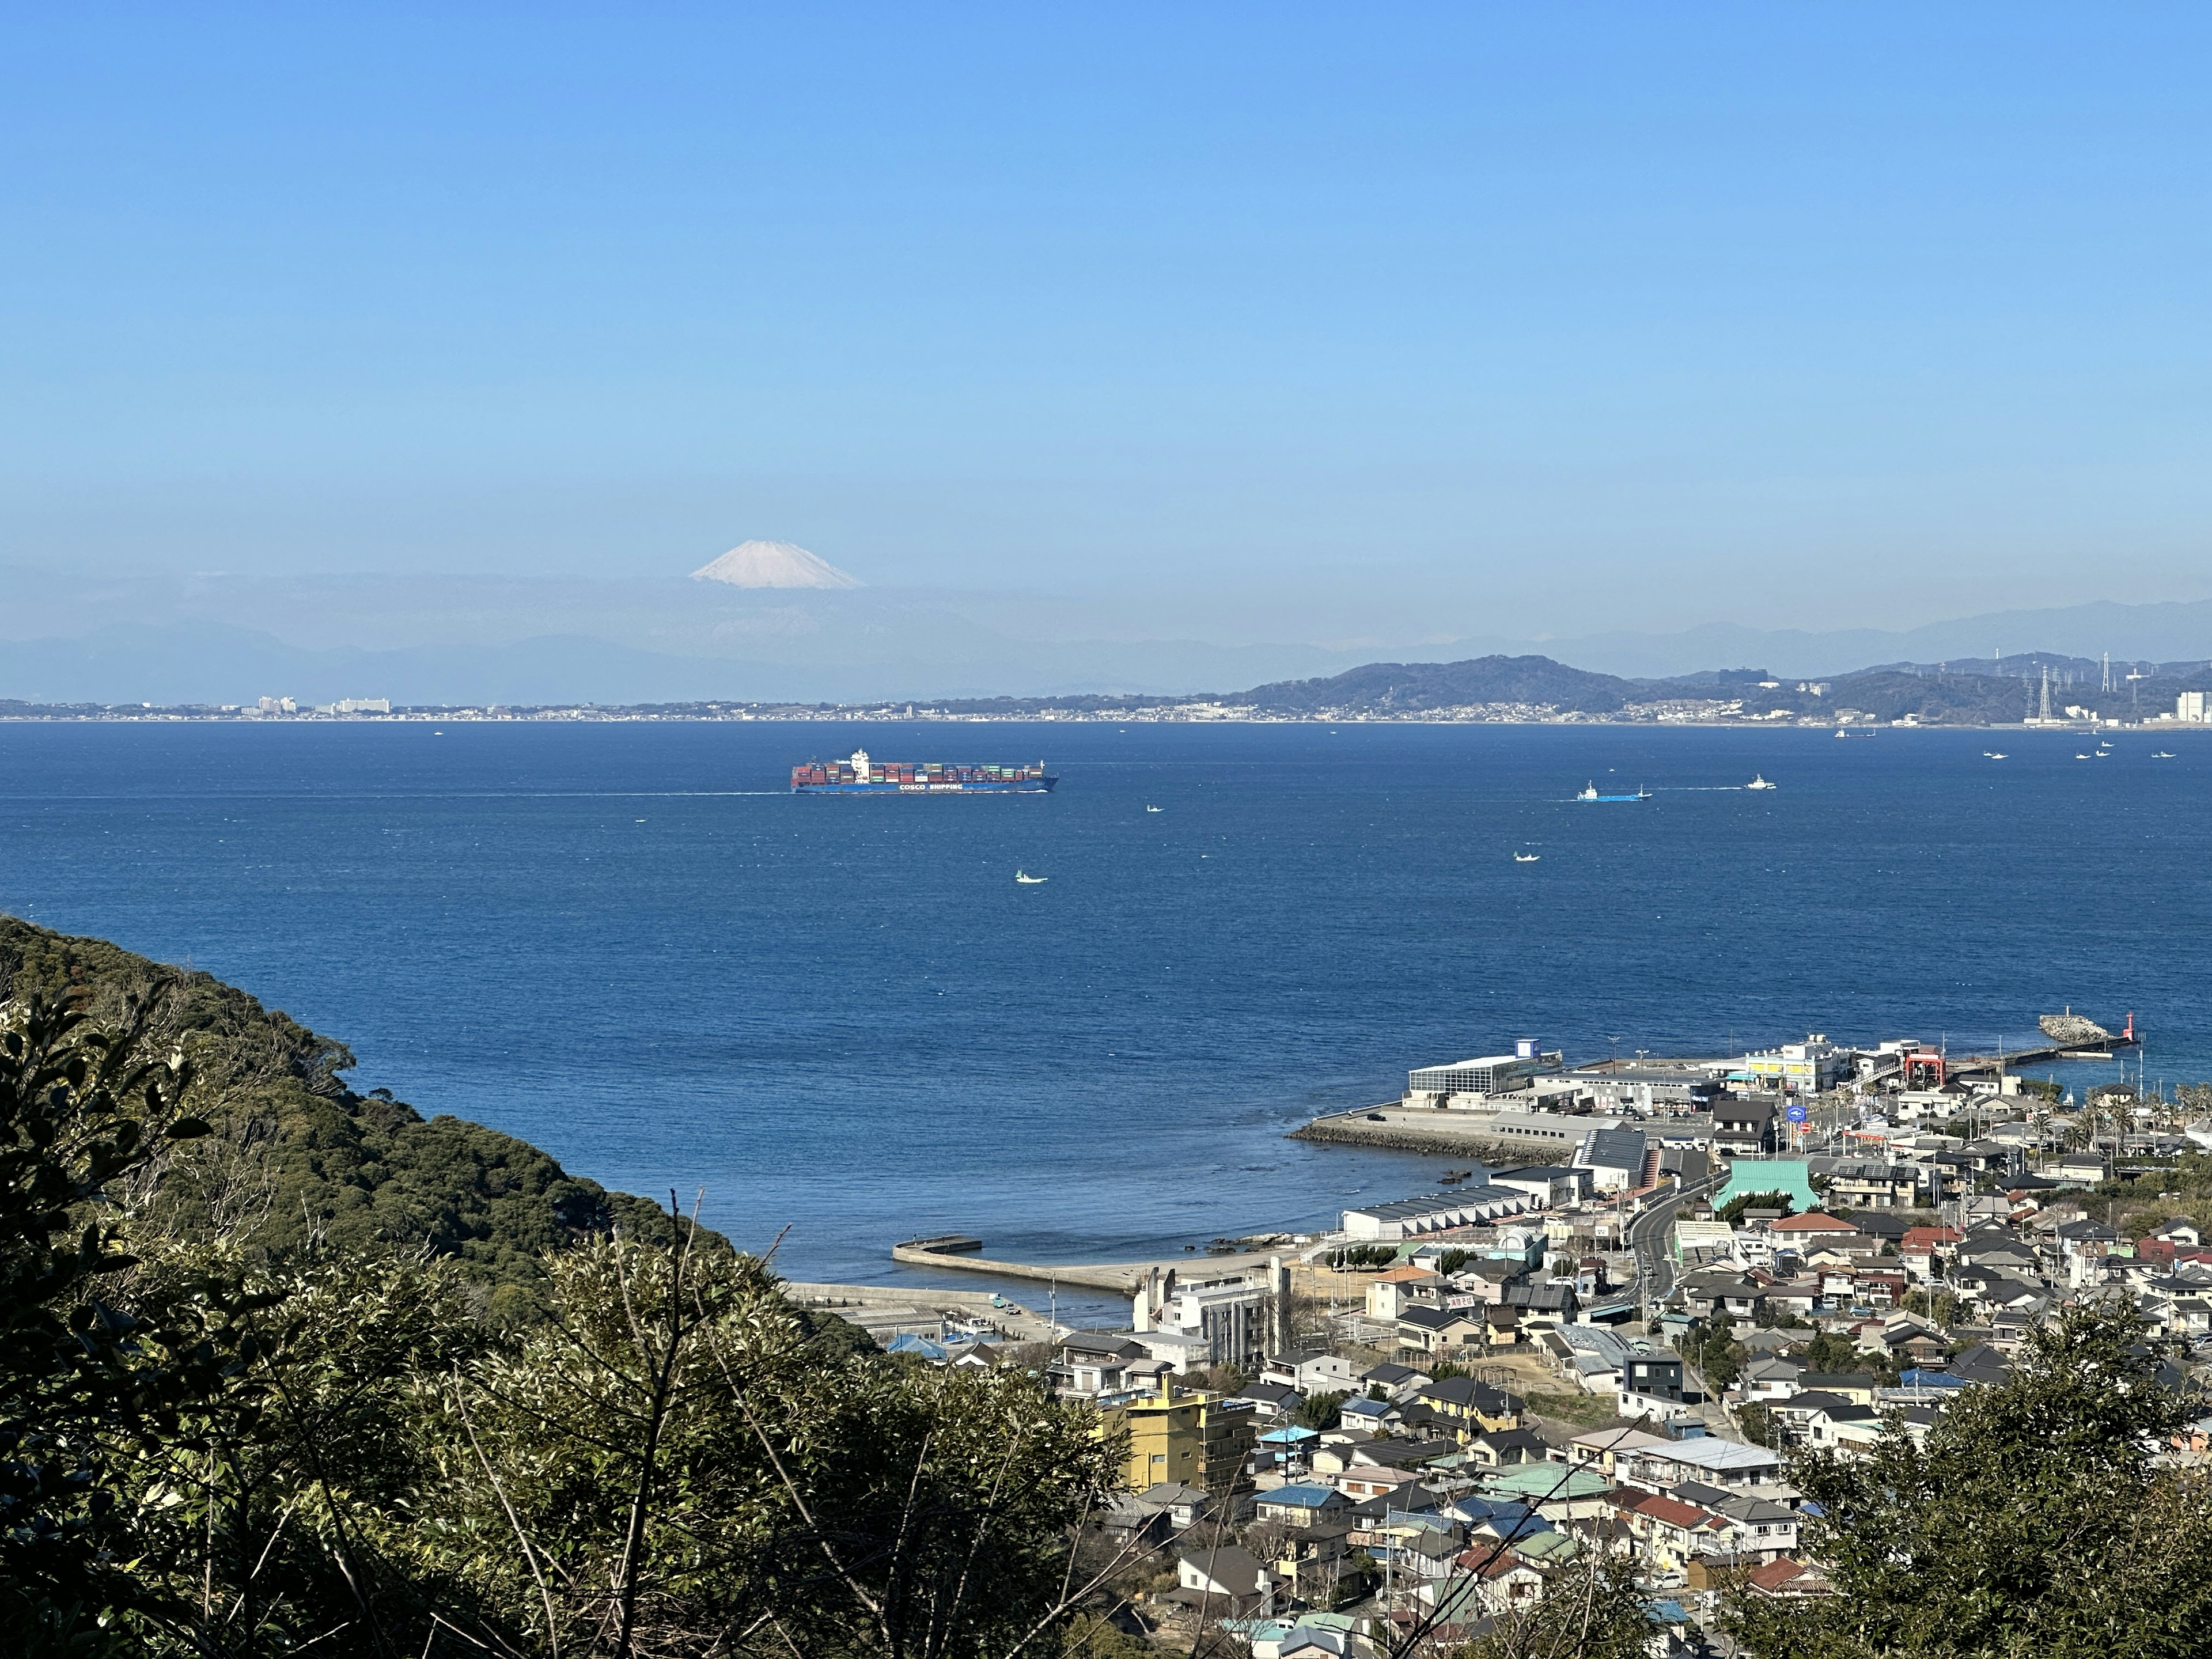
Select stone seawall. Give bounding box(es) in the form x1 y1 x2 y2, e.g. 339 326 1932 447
1289 1112 1524 1161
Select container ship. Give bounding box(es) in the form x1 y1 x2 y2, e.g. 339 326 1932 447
790 748 1056 794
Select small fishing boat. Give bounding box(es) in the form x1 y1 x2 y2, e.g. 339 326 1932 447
1145 805 1162 813
1985 752 2008 760
2154 751 2177 759
1513 852 1540 862
1014 870 1048 884
1745 774 1777 790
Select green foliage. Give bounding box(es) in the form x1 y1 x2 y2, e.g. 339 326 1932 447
0 927 1114 1657
1726 1302 2212 1659
1901 1288 1961 1327
1453 1551 1658 1659
0 989 240 1649
0 916 689 1305
1718 1190 1795 1226
1693 1320 1747 1389
1327 1243 1399 1269
1801 1331 1862 1374
1297 1389 1346 1431
1434 1248 1472 1276
411 1237 1118 1656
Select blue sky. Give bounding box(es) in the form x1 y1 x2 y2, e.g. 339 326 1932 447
5 4 2210 637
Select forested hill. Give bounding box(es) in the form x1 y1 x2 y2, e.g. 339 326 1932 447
1230 652 2212 724
0 914 712 1320
1241 653 1643 714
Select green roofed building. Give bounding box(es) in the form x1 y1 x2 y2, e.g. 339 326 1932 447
1714 1157 1821 1213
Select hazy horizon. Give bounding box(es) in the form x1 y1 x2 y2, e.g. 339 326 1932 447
6 7 2211 687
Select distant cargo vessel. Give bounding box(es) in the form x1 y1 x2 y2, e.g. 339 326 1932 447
791 748 1056 794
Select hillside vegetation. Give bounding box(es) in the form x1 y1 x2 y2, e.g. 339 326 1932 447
2 920 1120 1656
2 915 722 1315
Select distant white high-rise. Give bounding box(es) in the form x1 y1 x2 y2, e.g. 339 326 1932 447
2179 691 2207 724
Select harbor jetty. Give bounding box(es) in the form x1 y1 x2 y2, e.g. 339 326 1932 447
892 1235 1290 1291
1290 1104 1532 1157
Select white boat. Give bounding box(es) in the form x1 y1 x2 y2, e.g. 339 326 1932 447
1014 870 1047 884
1145 805 1162 813
1985 752 2008 760
2076 753 2091 760
1745 774 1777 790
1577 782 1599 801
1513 852 1540 863
2154 751 2177 759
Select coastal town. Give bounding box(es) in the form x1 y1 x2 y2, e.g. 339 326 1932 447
827 1016 2212 1657
10 652 2212 734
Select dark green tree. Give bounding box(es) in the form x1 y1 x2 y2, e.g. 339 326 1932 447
1297 1389 1347 1431
1718 1190 1795 1226
1801 1331 1861 1374
0 990 235 1650
1726 1302 2212 1659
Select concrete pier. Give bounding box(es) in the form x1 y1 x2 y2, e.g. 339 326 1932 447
889 1237 1287 1291
1289 1104 1527 1157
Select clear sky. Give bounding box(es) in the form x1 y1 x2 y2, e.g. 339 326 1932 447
5 4 2210 637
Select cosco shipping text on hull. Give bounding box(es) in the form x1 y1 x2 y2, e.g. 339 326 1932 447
791 749 1057 794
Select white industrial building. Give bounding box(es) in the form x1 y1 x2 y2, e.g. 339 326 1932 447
1340 1188 1531 1241
1406 1039 1563 1102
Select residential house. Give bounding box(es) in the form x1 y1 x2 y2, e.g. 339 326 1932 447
1711 1101 1780 1157
1175 1546 1277 1620
1811 1403 1940 1459
1677 1268 1767 1323
1364 1267 1446 1323
1256 1483 1353 1528
1738 1357 1806 1403
1613 1490 1733 1570
1318 1478 1424 1513
1467 1427 1551 1467
1396 1304 1489 1356
1264 1351 1365 1393
1567 1425 1675 1475
1228 1380 1304 1422
1619 1437 1782 1492
1900 1225 1962 1281
1359 1361 1425 1400
1419 1376 1527 1440
1672 1483 1802 1560
1489 1166 1590 1209
1056 1332 1150 1396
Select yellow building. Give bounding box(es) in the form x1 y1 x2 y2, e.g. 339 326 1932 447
1095 1384 1256 1494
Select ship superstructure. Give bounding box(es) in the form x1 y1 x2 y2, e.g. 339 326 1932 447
790 749 1056 794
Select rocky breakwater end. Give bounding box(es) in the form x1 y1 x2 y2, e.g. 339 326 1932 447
1290 1107 1524 1160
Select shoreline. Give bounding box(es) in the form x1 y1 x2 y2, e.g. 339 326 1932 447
5 709 2200 733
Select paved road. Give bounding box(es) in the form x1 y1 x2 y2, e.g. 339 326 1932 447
1626 1169 1728 1316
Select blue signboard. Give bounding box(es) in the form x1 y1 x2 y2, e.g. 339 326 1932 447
1786 1103 1809 1124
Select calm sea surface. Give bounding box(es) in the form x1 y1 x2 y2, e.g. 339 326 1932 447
3 721 2207 1310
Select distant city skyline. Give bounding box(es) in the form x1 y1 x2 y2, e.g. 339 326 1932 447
5 7 2211 649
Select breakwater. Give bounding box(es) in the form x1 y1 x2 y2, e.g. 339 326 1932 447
1290 1108 1527 1161
891 1237 1289 1291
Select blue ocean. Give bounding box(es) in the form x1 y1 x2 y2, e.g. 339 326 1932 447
2 720 2206 1309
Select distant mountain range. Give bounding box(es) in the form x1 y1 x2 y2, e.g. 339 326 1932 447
1219 652 2212 724
921 649 2212 726
1 566 2208 706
